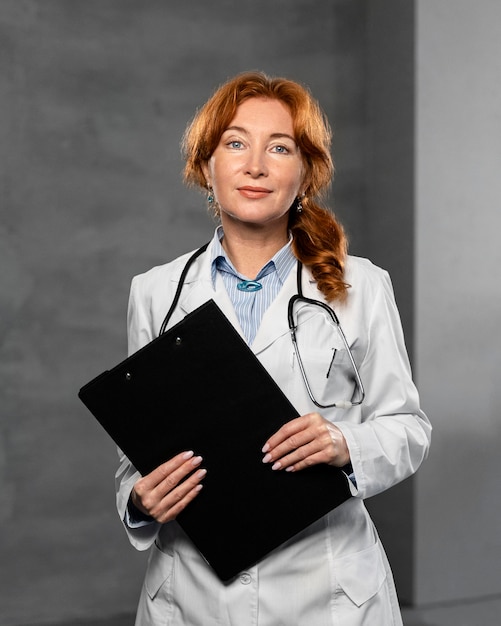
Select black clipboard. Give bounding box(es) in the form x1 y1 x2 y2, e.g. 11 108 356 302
79 299 351 581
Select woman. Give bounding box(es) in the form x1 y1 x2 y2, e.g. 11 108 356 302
116 71 431 625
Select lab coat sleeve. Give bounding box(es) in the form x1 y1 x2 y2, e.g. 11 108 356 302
114 275 161 551
335 268 431 500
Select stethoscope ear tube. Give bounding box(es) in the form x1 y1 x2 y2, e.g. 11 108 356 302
158 242 210 336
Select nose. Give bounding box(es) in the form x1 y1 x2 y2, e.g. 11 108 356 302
244 148 267 178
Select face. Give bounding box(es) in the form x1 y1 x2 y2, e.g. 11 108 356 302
202 98 305 234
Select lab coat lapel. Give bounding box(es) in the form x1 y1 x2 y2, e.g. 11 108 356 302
251 263 344 354
251 266 301 355
177 247 244 338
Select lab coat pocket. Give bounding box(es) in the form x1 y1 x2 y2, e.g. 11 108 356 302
294 346 355 408
292 302 359 406
333 540 387 607
145 540 174 601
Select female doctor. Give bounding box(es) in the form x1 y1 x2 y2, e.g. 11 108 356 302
115 71 431 626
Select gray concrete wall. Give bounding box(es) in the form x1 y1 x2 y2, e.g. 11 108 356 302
414 0 501 606
0 1 367 623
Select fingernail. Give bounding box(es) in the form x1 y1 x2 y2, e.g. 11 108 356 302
262 443 269 453
285 466 295 473
182 451 194 460
272 461 282 470
191 455 203 466
196 469 207 479
262 453 272 464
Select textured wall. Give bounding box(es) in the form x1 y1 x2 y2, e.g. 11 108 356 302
0 1 367 623
414 0 501 606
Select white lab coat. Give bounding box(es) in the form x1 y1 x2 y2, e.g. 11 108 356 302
116 237 431 626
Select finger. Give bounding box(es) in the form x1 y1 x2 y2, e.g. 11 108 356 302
262 415 312 453
138 450 197 491
133 452 203 511
156 468 207 523
280 445 336 473
270 433 334 471
141 466 207 522
270 424 350 472
262 414 326 464
262 428 317 466
156 454 204 498
157 483 204 524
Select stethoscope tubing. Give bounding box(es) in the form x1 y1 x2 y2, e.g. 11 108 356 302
159 242 365 409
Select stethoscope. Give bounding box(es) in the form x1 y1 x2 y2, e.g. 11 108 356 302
159 242 365 410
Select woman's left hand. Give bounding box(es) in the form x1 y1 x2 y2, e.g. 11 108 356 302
261 412 350 471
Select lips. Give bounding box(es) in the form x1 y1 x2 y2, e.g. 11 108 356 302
237 186 272 199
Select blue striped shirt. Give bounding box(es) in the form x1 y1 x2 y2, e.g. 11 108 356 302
210 227 296 345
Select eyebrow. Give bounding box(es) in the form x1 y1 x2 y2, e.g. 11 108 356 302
223 126 297 143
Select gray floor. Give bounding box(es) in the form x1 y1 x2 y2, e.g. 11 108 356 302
19 595 501 626
20 617 135 626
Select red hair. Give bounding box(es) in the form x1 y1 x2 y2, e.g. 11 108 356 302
182 71 349 302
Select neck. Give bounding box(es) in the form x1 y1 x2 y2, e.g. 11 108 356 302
219 223 288 278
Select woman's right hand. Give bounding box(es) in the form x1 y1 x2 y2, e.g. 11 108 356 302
131 451 206 523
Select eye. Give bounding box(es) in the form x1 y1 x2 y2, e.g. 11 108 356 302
227 140 244 149
272 144 290 154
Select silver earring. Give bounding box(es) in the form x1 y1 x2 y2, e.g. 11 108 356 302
207 185 215 209
296 195 305 213
207 184 220 216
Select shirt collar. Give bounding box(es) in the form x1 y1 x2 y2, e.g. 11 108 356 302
210 226 296 288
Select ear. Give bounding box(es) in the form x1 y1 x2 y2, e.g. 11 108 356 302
201 161 211 187
299 162 310 196
300 173 311 198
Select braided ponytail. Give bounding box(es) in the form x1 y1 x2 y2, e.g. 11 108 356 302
290 198 349 303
